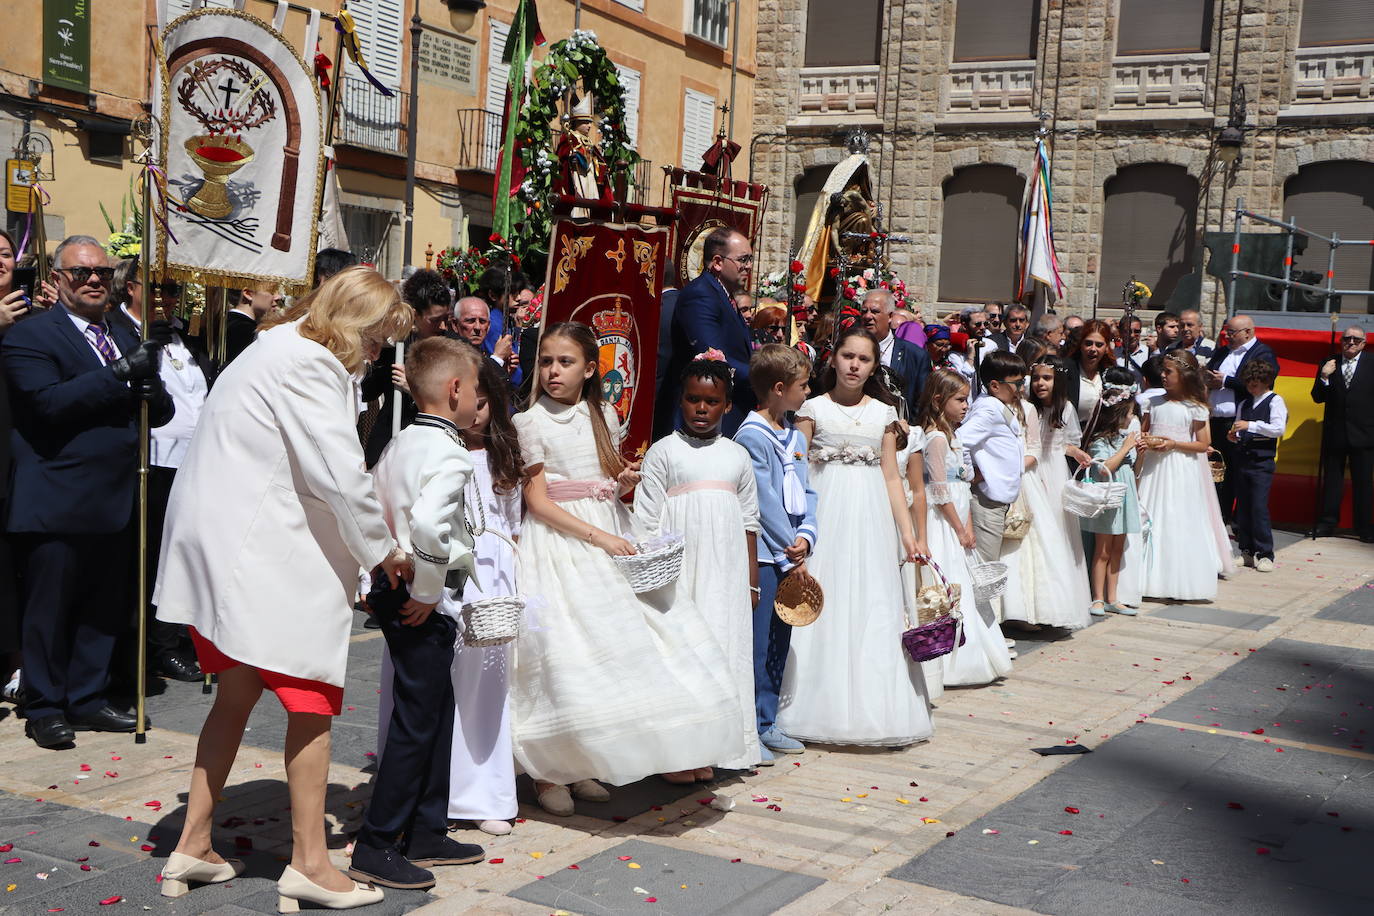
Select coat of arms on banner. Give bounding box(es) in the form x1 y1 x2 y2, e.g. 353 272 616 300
154 8 323 291
540 220 671 459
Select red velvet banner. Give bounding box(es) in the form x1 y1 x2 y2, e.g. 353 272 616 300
670 186 762 289
539 219 671 460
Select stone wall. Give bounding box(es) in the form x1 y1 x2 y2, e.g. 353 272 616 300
752 0 1374 333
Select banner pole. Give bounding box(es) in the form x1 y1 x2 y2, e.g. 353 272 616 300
135 127 155 745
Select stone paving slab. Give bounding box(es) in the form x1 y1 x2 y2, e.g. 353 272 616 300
1146 604 1280 631
507 838 823 916
1314 578 1374 625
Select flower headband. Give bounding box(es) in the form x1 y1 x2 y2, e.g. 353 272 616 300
1031 359 1068 375
693 348 736 378
1100 381 1138 407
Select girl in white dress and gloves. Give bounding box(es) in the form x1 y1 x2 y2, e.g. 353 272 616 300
779 327 933 747
510 323 744 816
918 369 1015 687
1138 351 1235 600
635 352 762 773
155 268 412 912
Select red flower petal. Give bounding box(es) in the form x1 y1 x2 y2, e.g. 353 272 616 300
1064 807 1080 814
1252 728 1264 735
110 756 121 761
619 856 633 861
88 841 100 847
144 801 161 809
567 864 580 870
140 845 154 852
80 864 92 871
919 797 929 802
104 771 118 778
789 260 804 273
3 857 21 864
645 898 657 903
99 896 122 906
488 858 504 864
0 845 9 853
1059 830 1073 835
1227 802 1245 810
730 858 741 863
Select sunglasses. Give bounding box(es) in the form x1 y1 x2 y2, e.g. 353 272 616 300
56 266 115 284
1342 336 1364 343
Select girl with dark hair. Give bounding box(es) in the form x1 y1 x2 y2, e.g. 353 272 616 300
444 355 526 836
1136 350 1234 600
1079 366 1143 617
635 354 763 776
511 323 743 816
781 328 932 747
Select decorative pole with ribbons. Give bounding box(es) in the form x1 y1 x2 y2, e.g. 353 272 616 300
492 0 544 242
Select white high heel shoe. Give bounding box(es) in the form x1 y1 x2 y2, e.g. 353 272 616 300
160 851 246 898
276 865 384 913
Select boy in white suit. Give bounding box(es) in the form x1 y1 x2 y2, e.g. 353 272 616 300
350 338 486 890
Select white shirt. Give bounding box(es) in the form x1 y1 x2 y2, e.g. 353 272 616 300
878 332 896 368
67 309 123 364
1209 336 1257 418
120 307 209 469
958 395 1025 504
1240 391 1288 440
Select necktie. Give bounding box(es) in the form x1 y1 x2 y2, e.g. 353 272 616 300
1342 359 1356 386
87 323 117 365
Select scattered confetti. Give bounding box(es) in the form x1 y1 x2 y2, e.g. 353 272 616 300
644 898 657 903
99 896 122 906
79 765 91 772
618 856 633 861
627 863 641 869
921 817 941 824
567 864 581 870
35 872 48 880
981 829 1000 835
528 852 543 859
1028 840 1039 845
3 858 21 865
488 858 504 864
1064 807 1080 814
0 846 9 853
1059 830 1074 836
896 798 910 805
104 772 118 778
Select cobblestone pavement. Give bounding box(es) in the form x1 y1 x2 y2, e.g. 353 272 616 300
1 529 1371 915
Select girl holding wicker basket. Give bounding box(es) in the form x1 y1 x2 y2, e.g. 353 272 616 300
510 324 744 817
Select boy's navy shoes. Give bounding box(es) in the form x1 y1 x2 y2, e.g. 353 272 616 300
404 833 485 868
760 726 804 754
348 842 435 890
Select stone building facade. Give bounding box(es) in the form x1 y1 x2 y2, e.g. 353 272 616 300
751 0 1374 329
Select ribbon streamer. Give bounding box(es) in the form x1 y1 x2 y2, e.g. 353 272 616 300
335 4 395 99
16 182 51 262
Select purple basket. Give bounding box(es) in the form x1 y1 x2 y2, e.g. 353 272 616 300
901 615 966 663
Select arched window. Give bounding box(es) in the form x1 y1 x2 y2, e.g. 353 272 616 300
792 167 830 253
1099 163 1198 307
1285 161 1374 313
938 165 1025 303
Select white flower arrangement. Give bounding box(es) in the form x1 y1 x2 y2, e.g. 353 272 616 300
812 444 881 466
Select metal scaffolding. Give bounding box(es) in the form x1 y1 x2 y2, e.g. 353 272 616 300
1228 198 1374 315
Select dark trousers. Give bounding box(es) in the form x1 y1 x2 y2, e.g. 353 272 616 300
1233 451 1276 559
16 532 130 719
1210 417 1237 522
358 573 457 850
752 563 790 734
1320 441 1374 537
145 466 190 657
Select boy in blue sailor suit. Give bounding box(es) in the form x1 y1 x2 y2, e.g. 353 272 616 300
351 338 486 890
734 344 819 763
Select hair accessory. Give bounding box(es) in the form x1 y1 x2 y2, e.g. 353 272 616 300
1031 359 1068 375
1099 381 1139 407
692 348 735 378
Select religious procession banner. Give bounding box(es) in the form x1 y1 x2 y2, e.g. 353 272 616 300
153 7 323 292
668 171 766 290
540 219 671 460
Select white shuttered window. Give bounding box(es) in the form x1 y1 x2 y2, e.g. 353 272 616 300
615 65 642 148
682 89 716 168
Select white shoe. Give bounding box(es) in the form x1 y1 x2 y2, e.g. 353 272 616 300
160 851 246 898
1255 556 1274 573
1004 637 1016 649
276 865 383 913
570 779 611 802
536 784 575 816
479 819 512 836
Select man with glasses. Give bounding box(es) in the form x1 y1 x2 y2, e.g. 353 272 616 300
950 307 993 394
664 227 756 434
990 304 1031 353
1205 315 1279 522
2 235 173 748
1313 326 1373 541
860 289 930 418
983 302 1004 335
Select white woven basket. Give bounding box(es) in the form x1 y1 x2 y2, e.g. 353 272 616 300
461 529 525 648
613 535 686 593
965 552 1009 601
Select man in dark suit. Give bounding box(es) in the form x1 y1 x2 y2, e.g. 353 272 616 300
663 228 755 435
651 268 681 441
989 304 1031 353
1206 315 1280 522
2 235 173 748
860 289 931 419
1312 326 1373 542
223 284 281 366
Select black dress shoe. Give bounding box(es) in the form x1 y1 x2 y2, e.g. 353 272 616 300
68 705 147 732
25 715 75 748
155 652 203 682
348 842 435 889
403 833 484 867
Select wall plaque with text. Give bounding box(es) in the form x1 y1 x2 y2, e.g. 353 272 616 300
418 30 476 95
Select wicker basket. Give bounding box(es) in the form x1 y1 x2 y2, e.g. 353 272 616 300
1209 456 1226 483
901 559 966 663
461 530 525 648
613 534 686 593
775 567 824 626
965 551 1009 601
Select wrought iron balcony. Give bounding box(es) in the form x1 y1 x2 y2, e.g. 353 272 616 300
338 76 408 156
456 108 503 173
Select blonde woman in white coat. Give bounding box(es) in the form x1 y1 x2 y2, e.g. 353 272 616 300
154 268 412 912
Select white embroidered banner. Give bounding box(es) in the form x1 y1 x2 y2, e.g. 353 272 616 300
155 7 323 292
